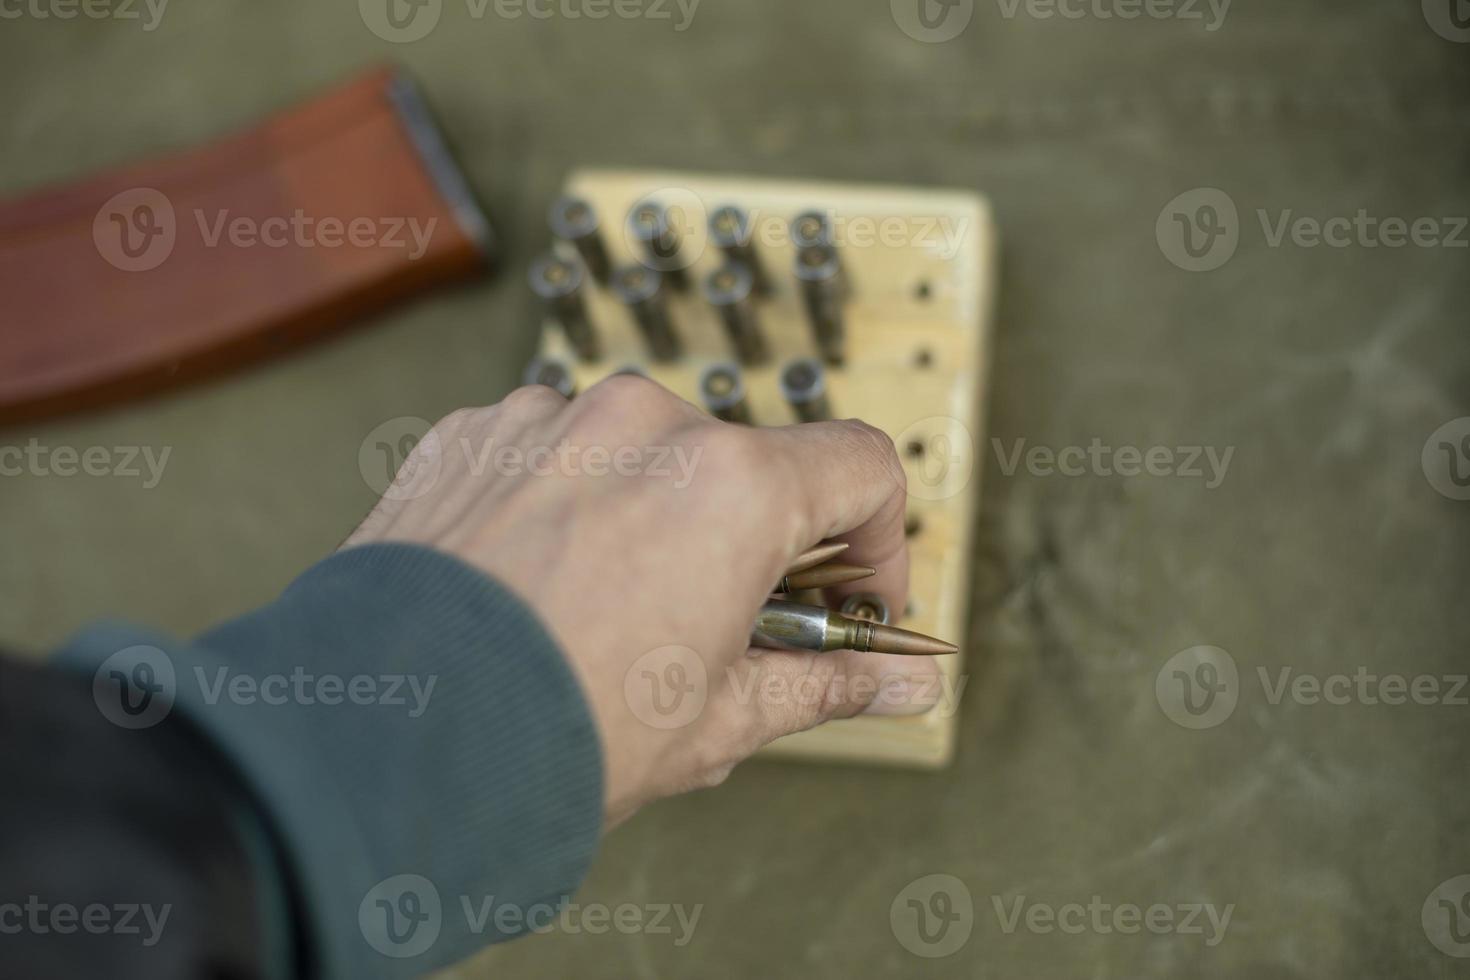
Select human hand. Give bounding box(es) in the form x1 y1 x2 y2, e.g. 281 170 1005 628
346 376 941 827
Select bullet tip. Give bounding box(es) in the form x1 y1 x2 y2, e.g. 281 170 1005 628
787 541 850 574
783 562 879 591
866 622 960 657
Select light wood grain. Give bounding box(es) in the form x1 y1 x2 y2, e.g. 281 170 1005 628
539 170 998 768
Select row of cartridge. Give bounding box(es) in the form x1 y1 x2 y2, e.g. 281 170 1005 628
526 196 851 425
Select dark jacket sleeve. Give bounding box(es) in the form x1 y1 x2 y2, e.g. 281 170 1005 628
44 542 606 979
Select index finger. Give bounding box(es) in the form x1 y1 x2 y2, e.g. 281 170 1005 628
760 419 910 618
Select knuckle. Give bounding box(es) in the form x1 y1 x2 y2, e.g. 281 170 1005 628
844 420 907 494
574 374 691 432
586 373 672 412
499 383 567 416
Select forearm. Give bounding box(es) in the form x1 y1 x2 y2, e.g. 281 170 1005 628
52 543 605 978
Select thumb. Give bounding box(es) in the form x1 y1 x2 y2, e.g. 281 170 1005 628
740 649 944 744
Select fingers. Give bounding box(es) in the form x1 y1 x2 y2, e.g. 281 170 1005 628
761 421 910 617
733 648 945 746
572 373 707 432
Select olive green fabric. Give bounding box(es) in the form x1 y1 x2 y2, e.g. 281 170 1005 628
2 2 1467 977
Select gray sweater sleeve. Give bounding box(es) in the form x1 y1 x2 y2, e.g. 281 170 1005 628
55 542 605 979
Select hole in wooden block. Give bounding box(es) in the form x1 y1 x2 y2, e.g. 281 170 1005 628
915 279 933 301
905 439 925 459
913 347 934 369
905 513 923 537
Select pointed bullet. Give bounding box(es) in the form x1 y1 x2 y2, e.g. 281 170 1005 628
787 541 849 575
775 562 876 594
750 600 959 656
840 619 960 657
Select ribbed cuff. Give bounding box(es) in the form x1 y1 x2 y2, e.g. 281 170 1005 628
58 543 604 979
